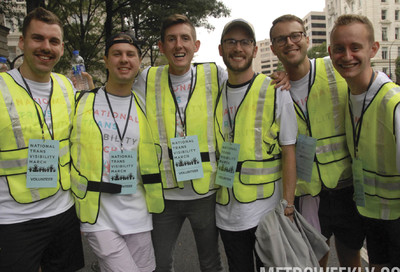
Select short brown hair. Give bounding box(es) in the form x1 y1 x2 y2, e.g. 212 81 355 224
330 14 375 44
269 14 306 40
22 7 63 38
160 14 196 42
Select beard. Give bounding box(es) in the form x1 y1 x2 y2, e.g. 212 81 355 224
222 53 253 73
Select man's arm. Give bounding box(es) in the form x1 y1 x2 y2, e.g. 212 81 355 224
281 144 297 219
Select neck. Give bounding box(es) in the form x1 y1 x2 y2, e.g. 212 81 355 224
285 58 310 81
169 65 191 76
227 69 255 85
348 69 376 95
19 63 51 83
105 81 132 96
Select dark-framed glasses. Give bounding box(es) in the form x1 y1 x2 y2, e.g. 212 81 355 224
272 32 306 46
223 39 254 48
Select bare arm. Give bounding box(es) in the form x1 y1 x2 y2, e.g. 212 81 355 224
281 144 297 219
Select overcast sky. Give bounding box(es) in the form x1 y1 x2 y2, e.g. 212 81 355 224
193 0 326 67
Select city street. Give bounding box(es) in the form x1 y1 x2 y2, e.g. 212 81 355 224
78 219 368 272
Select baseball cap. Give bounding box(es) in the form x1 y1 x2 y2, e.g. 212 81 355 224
220 19 256 43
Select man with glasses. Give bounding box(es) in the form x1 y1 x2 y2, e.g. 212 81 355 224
215 18 297 272
270 14 365 268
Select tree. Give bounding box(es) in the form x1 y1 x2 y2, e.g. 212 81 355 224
395 56 400 84
9 0 229 84
307 42 328 59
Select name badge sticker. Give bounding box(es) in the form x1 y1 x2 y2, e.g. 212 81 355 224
216 142 240 188
170 135 204 182
295 134 317 183
352 158 366 207
110 150 137 195
26 139 59 188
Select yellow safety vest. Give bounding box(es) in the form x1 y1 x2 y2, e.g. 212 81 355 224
214 74 281 204
0 72 74 203
295 57 351 196
145 63 220 194
346 81 400 220
70 89 164 224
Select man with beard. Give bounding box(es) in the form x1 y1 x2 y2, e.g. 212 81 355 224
269 14 365 268
0 7 84 271
214 18 297 272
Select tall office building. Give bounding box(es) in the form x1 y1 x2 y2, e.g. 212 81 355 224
326 0 400 81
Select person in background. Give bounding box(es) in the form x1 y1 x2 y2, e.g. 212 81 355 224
214 18 297 272
329 14 400 270
70 32 164 272
0 7 84 271
269 14 365 268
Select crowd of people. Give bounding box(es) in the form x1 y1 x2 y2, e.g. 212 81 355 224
0 6 399 272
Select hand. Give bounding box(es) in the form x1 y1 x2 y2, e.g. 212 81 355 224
81 72 95 89
270 71 291 91
284 205 294 222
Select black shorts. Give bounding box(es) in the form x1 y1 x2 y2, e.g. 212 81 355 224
363 217 400 266
318 186 365 250
0 205 84 272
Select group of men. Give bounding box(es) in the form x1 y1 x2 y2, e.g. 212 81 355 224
0 6 399 272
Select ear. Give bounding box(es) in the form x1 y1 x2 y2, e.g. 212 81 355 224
270 44 277 56
158 40 164 54
103 55 108 69
194 40 200 53
18 35 24 51
328 45 332 57
218 44 223 57
252 45 258 59
370 41 380 58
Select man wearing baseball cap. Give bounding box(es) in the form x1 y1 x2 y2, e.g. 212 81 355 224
214 18 298 272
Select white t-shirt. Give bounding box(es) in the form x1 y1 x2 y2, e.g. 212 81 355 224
289 59 315 116
133 65 228 200
0 69 74 224
215 77 298 231
349 71 400 172
80 87 152 235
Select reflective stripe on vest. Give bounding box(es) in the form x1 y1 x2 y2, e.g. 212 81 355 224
147 64 219 194
295 57 351 196
71 90 164 224
0 72 73 203
215 74 281 204
346 81 400 220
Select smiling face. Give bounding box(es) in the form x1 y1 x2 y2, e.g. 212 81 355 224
219 26 257 74
329 22 379 86
158 23 200 76
18 19 64 82
104 41 141 86
270 20 309 69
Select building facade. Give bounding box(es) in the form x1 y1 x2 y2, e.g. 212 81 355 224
326 0 400 82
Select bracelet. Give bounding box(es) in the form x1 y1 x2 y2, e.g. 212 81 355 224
285 212 294 216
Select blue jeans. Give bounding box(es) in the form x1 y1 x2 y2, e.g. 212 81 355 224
151 194 222 272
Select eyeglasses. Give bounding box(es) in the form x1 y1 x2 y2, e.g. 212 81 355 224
222 39 254 48
272 32 306 46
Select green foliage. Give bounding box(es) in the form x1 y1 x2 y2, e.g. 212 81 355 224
307 42 328 59
395 56 400 84
38 0 230 83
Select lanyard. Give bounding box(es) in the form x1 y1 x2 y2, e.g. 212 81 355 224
292 60 313 136
224 73 256 142
168 69 194 137
18 69 54 140
104 88 133 151
349 70 376 157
